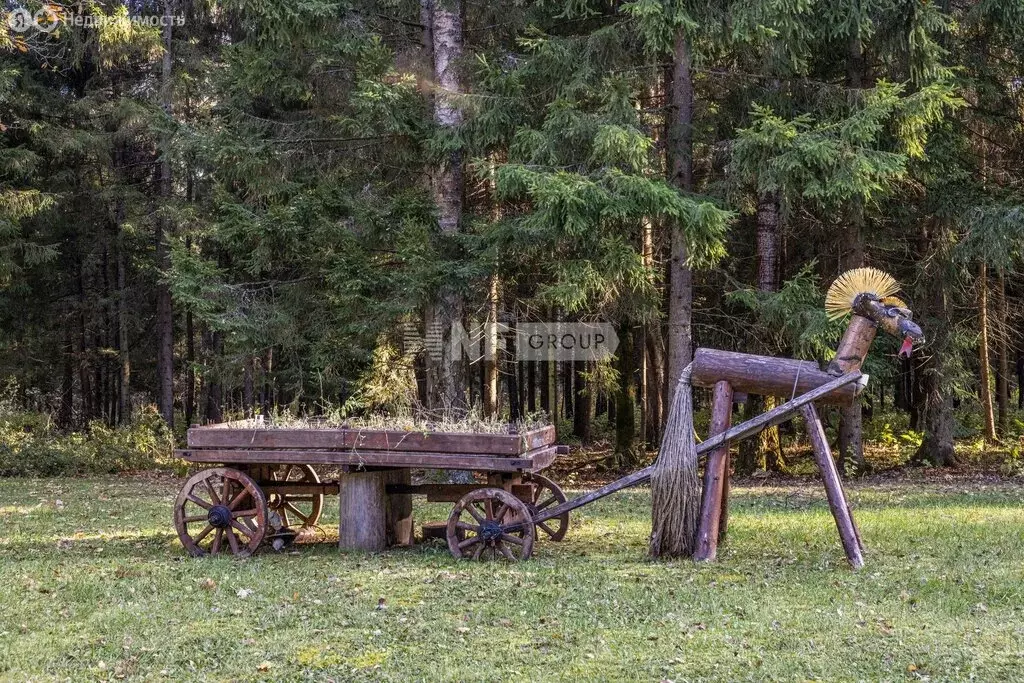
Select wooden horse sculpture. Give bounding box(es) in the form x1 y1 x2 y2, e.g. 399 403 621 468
688 268 925 568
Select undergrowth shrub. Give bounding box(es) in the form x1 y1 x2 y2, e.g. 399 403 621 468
0 406 175 477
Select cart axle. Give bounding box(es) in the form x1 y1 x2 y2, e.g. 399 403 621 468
208 505 233 529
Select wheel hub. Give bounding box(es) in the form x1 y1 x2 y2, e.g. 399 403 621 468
208 505 233 529
480 519 503 542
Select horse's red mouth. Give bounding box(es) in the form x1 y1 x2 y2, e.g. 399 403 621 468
898 335 914 358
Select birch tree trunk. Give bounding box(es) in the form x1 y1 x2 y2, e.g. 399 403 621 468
424 0 467 416
641 217 664 446
483 158 500 417
994 267 1008 438
978 262 997 442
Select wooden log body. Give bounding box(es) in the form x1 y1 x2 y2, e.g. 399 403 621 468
691 348 862 406
801 403 865 569
694 381 734 562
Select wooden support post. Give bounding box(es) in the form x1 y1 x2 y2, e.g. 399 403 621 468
384 469 414 546
694 380 733 561
338 471 388 551
801 403 865 569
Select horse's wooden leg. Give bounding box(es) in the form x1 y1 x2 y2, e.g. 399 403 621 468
801 402 865 569
694 380 733 561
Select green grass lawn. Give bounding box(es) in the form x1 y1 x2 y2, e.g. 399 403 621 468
1 474 1022 681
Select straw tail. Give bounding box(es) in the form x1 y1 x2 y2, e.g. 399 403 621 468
649 363 701 558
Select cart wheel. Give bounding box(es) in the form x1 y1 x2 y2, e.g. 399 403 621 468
447 488 534 561
265 464 324 532
525 473 569 541
174 467 268 557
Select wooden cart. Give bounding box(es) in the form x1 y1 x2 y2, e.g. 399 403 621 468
173 423 571 560
172 370 861 564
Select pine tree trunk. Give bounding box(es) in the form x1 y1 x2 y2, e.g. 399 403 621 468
184 310 195 426
116 232 131 425
548 331 558 427
756 192 783 470
614 322 637 468
202 329 223 424
1017 348 1024 410
155 0 175 428
836 27 870 471
424 0 467 417
994 267 1008 438
262 348 274 417
977 262 997 442
665 30 694 408
573 361 592 442
243 357 254 418
916 368 956 467
527 360 536 413
645 331 665 447
562 358 573 421
914 219 956 466
540 359 550 415
756 193 779 292
505 324 521 421
60 326 74 430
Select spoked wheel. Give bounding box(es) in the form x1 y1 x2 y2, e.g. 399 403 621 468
446 488 534 561
264 464 324 533
174 467 268 557
525 473 569 541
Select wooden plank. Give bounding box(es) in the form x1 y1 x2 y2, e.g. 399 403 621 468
383 483 535 504
694 381 733 562
691 348 862 406
186 424 556 455
177 445 559 473
801 403 865 569
531 372 863 525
